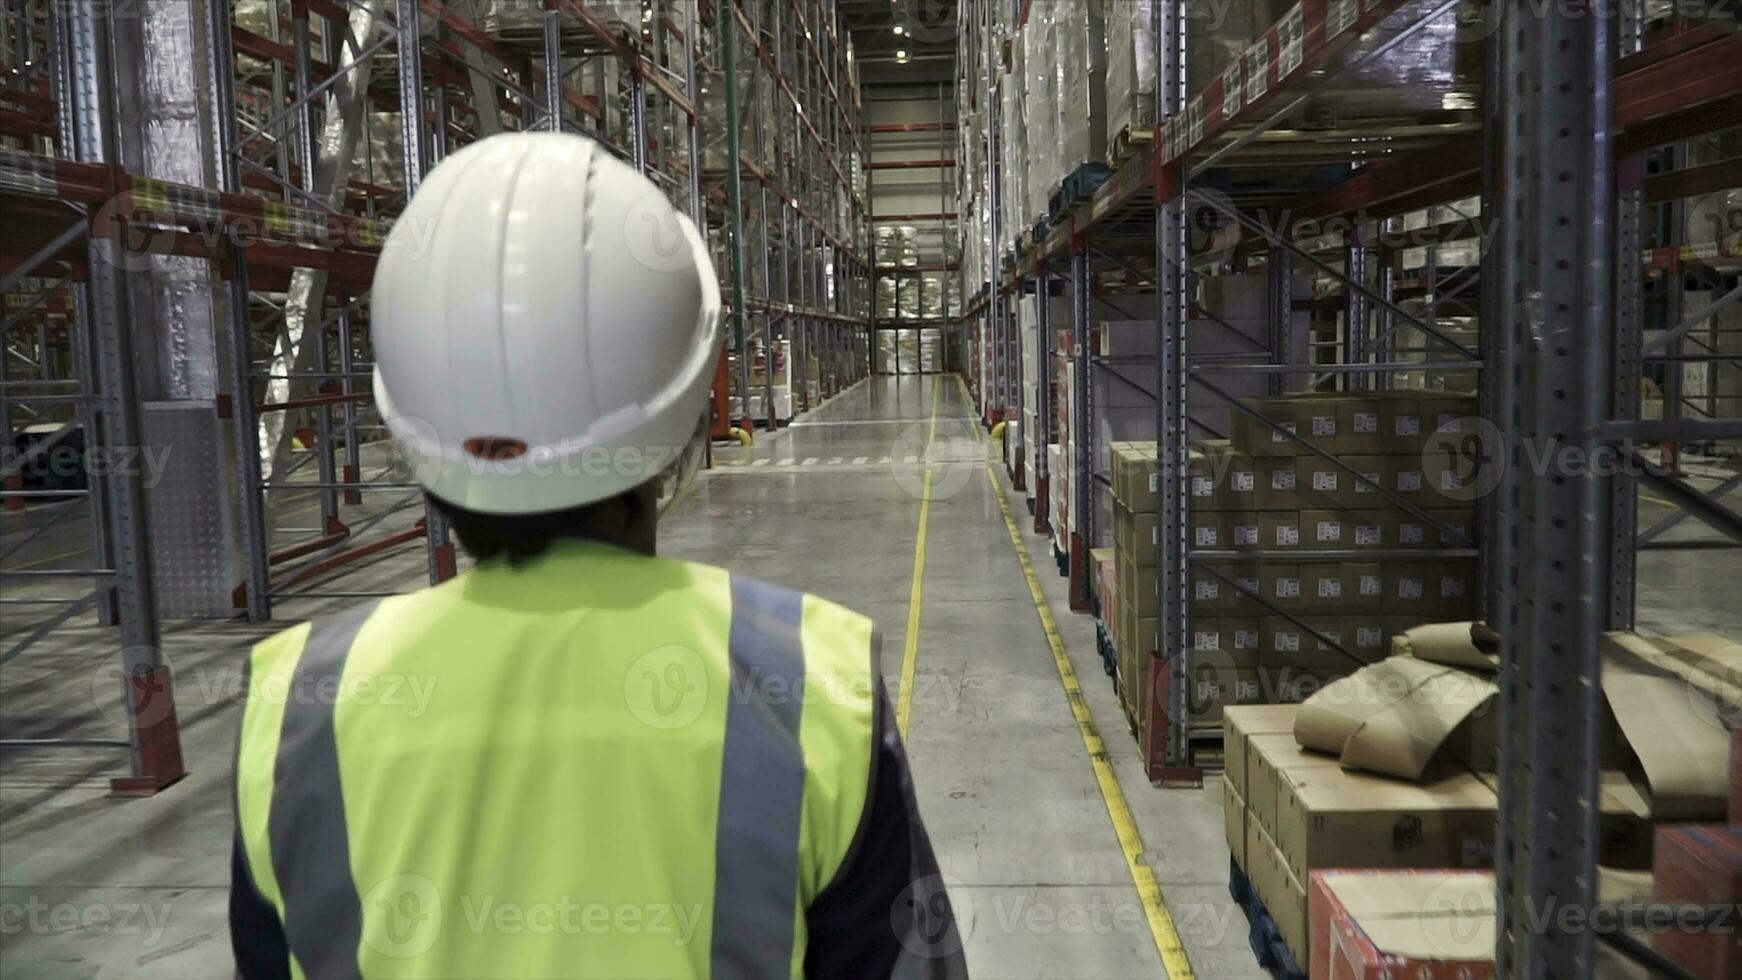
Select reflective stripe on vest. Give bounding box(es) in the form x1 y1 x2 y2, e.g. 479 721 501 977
245 565 870 978
713 577 807 979
267 600 379 980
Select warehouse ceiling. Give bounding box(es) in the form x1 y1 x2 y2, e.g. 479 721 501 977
840 0 960 65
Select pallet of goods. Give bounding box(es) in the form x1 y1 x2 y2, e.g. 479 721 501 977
1219 625 1742 972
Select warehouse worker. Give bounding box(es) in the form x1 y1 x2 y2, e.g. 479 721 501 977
229 132 965 979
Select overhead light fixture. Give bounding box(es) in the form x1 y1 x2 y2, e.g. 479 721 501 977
896 49 909 61
893 24 905 35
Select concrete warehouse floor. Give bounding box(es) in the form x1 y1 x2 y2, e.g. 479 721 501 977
3 373 1741 977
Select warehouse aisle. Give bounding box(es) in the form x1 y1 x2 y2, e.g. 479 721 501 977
663 373 1261 979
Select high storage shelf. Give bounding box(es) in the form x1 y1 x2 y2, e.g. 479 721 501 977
958 0 1741 974
0 0 868 792
705 0 874 428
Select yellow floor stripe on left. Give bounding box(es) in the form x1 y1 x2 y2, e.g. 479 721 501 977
895 376 942 738
983 462 1196 979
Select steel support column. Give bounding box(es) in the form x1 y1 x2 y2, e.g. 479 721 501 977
1070 251 1092 612
1035 264 1052 532
1495 1 1614 974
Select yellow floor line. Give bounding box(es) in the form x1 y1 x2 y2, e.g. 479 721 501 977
984 462 1196 980
895 376 943 738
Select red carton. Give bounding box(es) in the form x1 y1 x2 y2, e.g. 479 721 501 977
1309 868 1496 980
1653 825 1742 980
1730 727 1741 824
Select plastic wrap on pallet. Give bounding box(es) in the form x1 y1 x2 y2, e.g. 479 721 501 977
234 0 272 35
1185 0 1292 102
921 274 945 319
876 278 897 320
347 112 406 190
1105 0 1157 156
1022 12 1056 224
1001 74 1026 253
1053 0 1107 183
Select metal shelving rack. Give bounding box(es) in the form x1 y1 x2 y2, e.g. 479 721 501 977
961 0 1740 975
702 0 871 430
0 0 870 792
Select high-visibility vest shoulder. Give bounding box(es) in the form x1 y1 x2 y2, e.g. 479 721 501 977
234 540 880 979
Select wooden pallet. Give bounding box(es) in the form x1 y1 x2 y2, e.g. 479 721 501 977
1109 125 1155 167
1229 857 1309 980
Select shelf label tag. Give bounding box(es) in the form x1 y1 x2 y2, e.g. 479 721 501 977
1245 38 1270 104
1279 5 1306 78
1328 0 1360 38
1221 64 1243 123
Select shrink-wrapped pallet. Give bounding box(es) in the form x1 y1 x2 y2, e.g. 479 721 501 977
1105 0 1157 157
1022 11 1056 223
1052 0 1107 185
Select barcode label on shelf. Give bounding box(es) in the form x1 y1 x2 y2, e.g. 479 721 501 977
1353 410 1379 433
1233 472 1255 492
1440 521 1466 543
1187 97 1206 147
1272 422 1296 442
1195 631 1220 651
1312 415 1336 436
1358 627 1383 648
1328 0 1360 38
1357 470 1379 491
1234 524 1258 546
1196 582 1219 600
1276 632 1301 653
1245 39 1270 103
1360 575 1383 597
1191 476 1214 496
1441 576 1466 598
1236 629 1259 650
1317 521 1341 543
1395 415 1421 436
1313 471 1337 492
1195 527 1219 547
1279 5 1306 77
1399 577 1424 600
1400 523 1424 545
1221 64 1244 121
1277 526 1300 546
1399 471 1423 491
1440 471 1463 492
1237 576 1260 595
1273 469 1296 490
1355 525 1382 546
1275 577 1301 599
1149 473 1159 493
1319 579 1342 599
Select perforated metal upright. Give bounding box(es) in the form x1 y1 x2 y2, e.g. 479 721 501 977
1493 2 1613 974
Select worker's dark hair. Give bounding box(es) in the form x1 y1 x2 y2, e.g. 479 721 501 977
427 489 647 567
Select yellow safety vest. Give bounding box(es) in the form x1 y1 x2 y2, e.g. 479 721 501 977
234 540 879 979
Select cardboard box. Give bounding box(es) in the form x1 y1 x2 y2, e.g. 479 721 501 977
1652 825 1742 980
1299 510 1350 552
1348 510 1392 551
1383 563 1435 616
1428 560 1478 617
1225 511 1264 552
1189 665 1269 722
1193 617 1262 669
1260 510 1302 551
1191 562 1258 615
1248 821 1310 965
1303 563 1353 612
1293 454 1367 509
1276 768 1499 886
1186 509 1220 553
1310 869 1497 980
1124 556 1157 616
1113 444 1158 511
1189 443 1257 511
1256 457 1299 509
1225 782 1247 869
1248 733 1342 841
1349 564 1387 613
1426 507 1478 548
1261 564 1303 610
1339 398 1387 453
1264 618 1371 669
1344 455 1388 505
1224 704 1302 800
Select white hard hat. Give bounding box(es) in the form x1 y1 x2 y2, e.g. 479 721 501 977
370 133 722 514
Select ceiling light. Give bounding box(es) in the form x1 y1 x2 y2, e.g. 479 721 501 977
893 25 905 35
896 49 908 60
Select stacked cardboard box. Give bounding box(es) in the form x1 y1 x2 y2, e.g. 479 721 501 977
1110 443 1159 727
1224 705 1500 968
